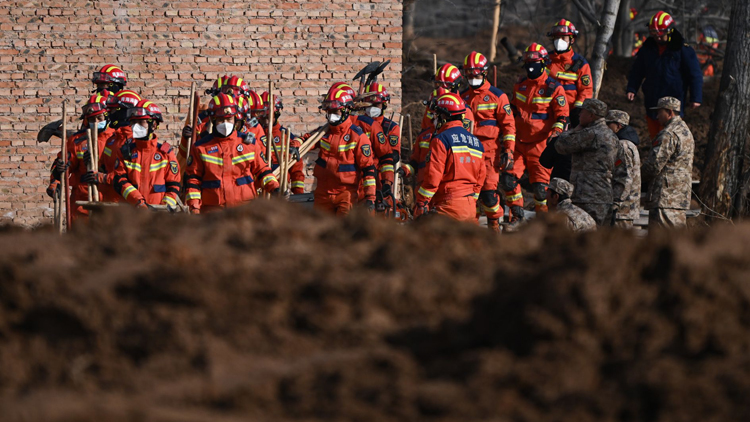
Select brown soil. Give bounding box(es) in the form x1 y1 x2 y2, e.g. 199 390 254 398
1 202 750 421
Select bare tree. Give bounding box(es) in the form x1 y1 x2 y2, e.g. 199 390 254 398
590 0 622 98
699 0 750 218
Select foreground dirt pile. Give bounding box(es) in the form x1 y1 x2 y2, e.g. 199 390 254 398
1 202 750 421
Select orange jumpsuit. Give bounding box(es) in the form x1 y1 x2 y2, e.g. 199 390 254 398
548 49 593 109
414 120 485 221
402 126 434 187
268 122 305 194
507 72 568 212
49 126 116 222
99 126 132 203
373 115 402 185
112 135 181 208
462 81 516 221
312 119 377 216
178 110 210 164
185 131 279 213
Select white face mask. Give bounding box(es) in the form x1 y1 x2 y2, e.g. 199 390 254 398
216 122 234 137
553 38 570 52
365 106 382 118
469 78 484 88
96 120 108 131
327 113 342 124
132 122 149 139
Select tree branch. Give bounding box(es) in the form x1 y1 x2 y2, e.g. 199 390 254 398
571 0 601 27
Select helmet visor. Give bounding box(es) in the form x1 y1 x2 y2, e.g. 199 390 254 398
549 25 572 37
463 67 484 77
321 100 349 111
523 51 546 62
126 107 163 122
81 102 107 117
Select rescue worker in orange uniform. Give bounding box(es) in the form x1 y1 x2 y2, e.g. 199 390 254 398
400 88 449 187
91 64 127 94
104 100 182 209
256 91 306 194
434 63 476 131
311 87 377 215
414 93 485 222
696 25 720 77
47 92 116 222
98 89 143 204
505 43 569 225
461 51 517 232
362 82 401 209
185 93 279 214
546 19 593 126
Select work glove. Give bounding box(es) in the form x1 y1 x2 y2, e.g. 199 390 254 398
83 150 92 167
381 183 393 200
80 171 107 185
136 199 148 209
46 181 60 199
396 167 407 178
51 157 68 181
365 200 375 213
499 151 514 171
289 146 300 161
182 125 193 140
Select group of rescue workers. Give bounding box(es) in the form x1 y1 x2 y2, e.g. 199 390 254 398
46 10 701 232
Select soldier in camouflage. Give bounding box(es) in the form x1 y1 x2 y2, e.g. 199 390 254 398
554 98 619 225
641 96 694 228
548 177 596 232
607 110 641 228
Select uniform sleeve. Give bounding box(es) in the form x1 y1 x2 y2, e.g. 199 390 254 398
355 132 377 201
112 151 146 206
370 121 394 186
415 138 447 206
475 150 486 198
185 147 205 212
554 127 593 155
551 85 569 134
495 93 517 152
682 46 703 104
626 49 647 94
642 132 676 183
612 142 628 205
575 62 594 108
252 145 279 193
161 149 182 208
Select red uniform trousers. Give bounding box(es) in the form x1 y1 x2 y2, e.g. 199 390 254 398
505 140 551 210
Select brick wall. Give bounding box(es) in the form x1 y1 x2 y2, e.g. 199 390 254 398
0 0 403 226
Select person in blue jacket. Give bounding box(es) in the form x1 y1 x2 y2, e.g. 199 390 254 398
626 11 702 139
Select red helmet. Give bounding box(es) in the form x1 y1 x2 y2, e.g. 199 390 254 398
364 83 390 104
107 89 142 110
629 8 638 20
126 99 163 123
523 43 549 63
208 93 239 118
433 93 466 117
260 91 283 114
649 11 674 36
327 82 356 99
80 92 109 120
463 51 489 77
206 75 228 96
221 75 249 98
435 63 463 90
245 90 266 117
236 96 250 121
547 19 579 38
321 87 354 111
423 87 450 108
92 65 127 86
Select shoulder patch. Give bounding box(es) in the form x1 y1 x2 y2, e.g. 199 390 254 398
581 74 591 86
389 134 399 146
488 86 505 97
260 135 267 147
377 131 386 144
170 161 178 174
350 125 364 136
503 104 512 116
361 144 371 157
556 96 567 107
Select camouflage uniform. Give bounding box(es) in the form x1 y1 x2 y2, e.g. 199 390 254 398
642 97 694 229
549 177 596 232
607 110 641 228
555 99 619 226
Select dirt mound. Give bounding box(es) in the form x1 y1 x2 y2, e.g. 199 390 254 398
1 202 749 421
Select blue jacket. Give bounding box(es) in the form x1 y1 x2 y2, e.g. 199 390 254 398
626 29 703 120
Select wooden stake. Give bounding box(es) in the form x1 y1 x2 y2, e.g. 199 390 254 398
266 81 275 199
62 102 71 229
274 124 329 179
489 0 502 62
92 123 99 201
86 128 94 202
393 115 405 207
280 129 290 194
433 53 438 75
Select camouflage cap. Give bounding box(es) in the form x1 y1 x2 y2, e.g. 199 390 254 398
549 177 574 198
605 110 630 126
582 98 608 117
650 96 681 112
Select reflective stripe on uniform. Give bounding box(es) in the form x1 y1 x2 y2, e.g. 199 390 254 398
515 92 527 102
338 141 357 152
232 152 255 165
418 186 436 198
291 181 305 188
555 71 578 81
503 134 516 142
403 163 415 175
187 192 201 200
419 141 430 148
363 178 376 187
122 185 137 198
380 164 394 173
535 199 547 206
150 160 168 172
573 100 583 107
162 196 177 207
320 139 331 151
262 174 277 186
201 153 224 166
476 103 497 111
506 192 523 202
552 122 565 131
103 147 112 157
532 97 552 104
124 161 142 172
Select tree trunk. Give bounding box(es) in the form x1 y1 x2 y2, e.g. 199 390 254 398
699 0 750 219
591 0 621 98
488 0 502 62
613 0 633 57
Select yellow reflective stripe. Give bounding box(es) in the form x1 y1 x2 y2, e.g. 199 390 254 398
232 152 255 165
418 187 436 198
503 134 516 141
419 141 430 148
404 163 415 175
187 192 201 200
363 178 376 187
162 196 177 207
472 193 479 200
122 185 136 198
320 139 331 151
338 142 357 152
515 92 527 102
451 145 470 154
476 103 497 110
103 147 112 157
481 202 501 212
380 164 394 173
262 174 277 186
291 181 305 188
535 199 547 206
506 192 523 202
532 97 552 104
76 152 84 158
468 149 483 159
552 122 565 130
573 101 583 107
555 72 578 81
124 161 142 172
149 160 168 172
200 154 224 166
